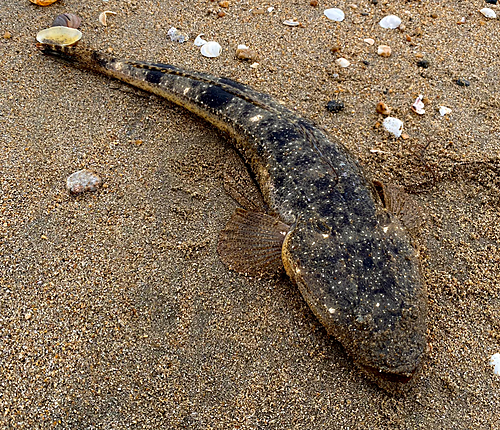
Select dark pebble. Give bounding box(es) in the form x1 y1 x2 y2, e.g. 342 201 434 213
417 60 429 68
326 100 345 113
486 0 497 5
362 60 370 66
455 78 470 87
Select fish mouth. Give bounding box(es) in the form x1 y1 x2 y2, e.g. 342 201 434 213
359 364 416 386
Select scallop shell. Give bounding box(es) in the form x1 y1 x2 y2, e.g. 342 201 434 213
200 41 222 58
379 15 402 29
52 13 82 29
324 8 345 22
30 0 59 6
36 26 82 46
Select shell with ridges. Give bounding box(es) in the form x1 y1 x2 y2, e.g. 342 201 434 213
52 13 82 29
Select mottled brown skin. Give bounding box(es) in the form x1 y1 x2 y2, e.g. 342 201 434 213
38 43 427 391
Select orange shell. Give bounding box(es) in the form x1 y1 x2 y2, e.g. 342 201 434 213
30 0 59 6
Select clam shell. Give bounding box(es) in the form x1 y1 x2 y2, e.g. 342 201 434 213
52 13 82 29
480 8 497 19
379 15 402 29
30 0 59 6
200 41 222 58
324 8 345 22
336 58 350 68
36 26 82 46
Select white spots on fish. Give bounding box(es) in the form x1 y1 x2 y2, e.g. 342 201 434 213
183 87 190 95
250 114 263 122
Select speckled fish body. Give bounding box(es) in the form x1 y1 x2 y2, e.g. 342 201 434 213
38 44 427 391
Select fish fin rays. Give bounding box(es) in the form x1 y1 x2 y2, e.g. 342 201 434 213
218 209 290 276
374 181 425 231
223 158 267 212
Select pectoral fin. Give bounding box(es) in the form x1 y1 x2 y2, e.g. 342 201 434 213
217 208 290 276
373 180 424 231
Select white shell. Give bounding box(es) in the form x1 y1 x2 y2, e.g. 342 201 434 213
283 20 300 26
383 117 404 138
336 58 350 68
379 15 402 29
363 38 375 45
324 8 345 22
411 95 425 115
201 41 222 58
480 8 496 19
99 10 117 27
439 106 452 116
194 34 207 46
36 26 82 46
167 27 189 43
490 353 500 376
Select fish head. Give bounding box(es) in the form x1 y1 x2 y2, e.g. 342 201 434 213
282 211 427 392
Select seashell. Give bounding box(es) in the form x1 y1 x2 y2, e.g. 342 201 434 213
411 95 425 115
379 15 402 29
200 41 222 58
336 58 350 68
377 45 392 57
283 19 300 26
383 117 403 138
324 8 345 22
36 26 82 46
99 11 117 27
480 8 497 19
363 38 375 45
52 13 82 29
376 101 391 115
167 27 189 43
439 106 452 116
490 353 500 376
194 34 207 46
66 170 102 194
30 0 59 6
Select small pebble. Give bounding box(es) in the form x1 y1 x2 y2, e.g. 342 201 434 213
310 0 318 6
455 78 470 87
486 0 497 4
336 58 350 68
376 101 391 115
430 12 438 18
417 60 429 68
236 46 259 62
219 0 229 7
66 170 102 194
377 45 391 57
326 100 345 113
383 117 403 138
330 44 341 53
3 31 12 39
217 11 226 18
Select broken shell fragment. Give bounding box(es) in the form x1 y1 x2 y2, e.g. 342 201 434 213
439 106 452 116
411 95 425 115
336 58 350 68
363 38 375 45
30 0 59 6
376 101 391 115
324 8 345 22
480 8 497 19
236 45 259 62
36 26 82 46
52 13 82 29
377 45 392 57
283 19 300 26
379 15 402 29
194 34 207 46
383 117 404 138
99 11 117 27
168 27 189 43
66 170 102 194
200 41 222 58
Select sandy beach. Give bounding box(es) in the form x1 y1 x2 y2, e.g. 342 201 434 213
1 0 500 428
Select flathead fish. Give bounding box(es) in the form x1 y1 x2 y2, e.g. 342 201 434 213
38 43 427 392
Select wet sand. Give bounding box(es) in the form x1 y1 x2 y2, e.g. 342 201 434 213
1 0 500 428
